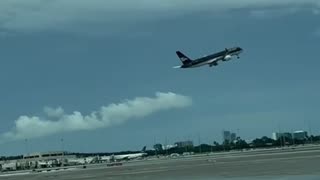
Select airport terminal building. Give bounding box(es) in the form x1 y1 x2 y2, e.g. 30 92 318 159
272 130 308 141
1 151 76 171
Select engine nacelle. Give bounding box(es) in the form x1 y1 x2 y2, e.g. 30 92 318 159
224 55 232 61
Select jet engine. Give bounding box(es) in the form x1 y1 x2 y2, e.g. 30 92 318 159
224 55 232 61
223 55 232 61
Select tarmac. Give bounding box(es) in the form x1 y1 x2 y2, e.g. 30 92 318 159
2 145 320 180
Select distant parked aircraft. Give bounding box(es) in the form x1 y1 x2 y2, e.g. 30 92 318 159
112 146 147 161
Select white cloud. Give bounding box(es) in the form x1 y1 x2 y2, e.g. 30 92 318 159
250 7 301 18
0 31 9 38
315 28 320 37
0 92 192 143
0 0 319 33
313 8 320 15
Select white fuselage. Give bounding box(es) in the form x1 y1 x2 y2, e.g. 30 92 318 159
189 50 241 68
114 152 147 160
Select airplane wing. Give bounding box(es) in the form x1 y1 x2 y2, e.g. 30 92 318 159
208 58 220 64
208 52 229 64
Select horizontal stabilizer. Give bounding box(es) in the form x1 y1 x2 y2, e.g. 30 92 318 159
173 66 182 69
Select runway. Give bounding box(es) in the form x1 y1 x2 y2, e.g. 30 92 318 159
2 146 320 180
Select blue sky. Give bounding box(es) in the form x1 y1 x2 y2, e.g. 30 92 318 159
0 0 320 156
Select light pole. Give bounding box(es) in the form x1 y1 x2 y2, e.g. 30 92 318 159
198 133 201 154
61 138 64 153
25 139 29 155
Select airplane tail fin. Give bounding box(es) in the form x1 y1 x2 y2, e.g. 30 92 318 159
141 146 146 152
176 51 192 65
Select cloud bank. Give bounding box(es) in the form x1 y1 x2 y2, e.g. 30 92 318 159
249 6 302 18
0 92 192 143
315 29 320 37
0 0 319 33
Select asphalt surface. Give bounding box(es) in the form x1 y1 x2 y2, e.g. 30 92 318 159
2 146 320 180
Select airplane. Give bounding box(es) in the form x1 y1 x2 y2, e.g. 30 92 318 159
173 47 243 69
111 146 147 161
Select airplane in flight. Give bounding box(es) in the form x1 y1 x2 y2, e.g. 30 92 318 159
173 47 243 69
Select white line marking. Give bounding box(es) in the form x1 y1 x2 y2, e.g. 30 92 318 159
0 172 30 177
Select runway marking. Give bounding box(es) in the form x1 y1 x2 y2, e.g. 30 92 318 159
109 163 212 176
111 169 170 175
213 154 320 165
36 167 78 174
0 167 80 178
0 172 30 177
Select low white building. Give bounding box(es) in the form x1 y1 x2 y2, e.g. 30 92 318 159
1 161 17 171
22 151 76 168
